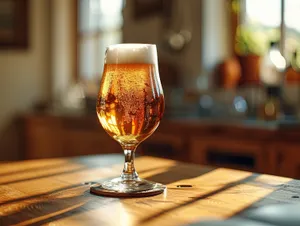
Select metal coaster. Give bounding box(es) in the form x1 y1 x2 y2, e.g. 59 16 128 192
90 183 166 198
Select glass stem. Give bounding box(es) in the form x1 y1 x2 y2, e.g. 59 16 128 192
121 146 138 180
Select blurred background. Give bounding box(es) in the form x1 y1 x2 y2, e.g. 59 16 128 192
0 0 300 177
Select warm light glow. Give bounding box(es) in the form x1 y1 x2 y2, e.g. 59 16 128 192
100 0 123 15
0 163 85 185
265 102 276 116
269 49 287 70
90 0 123 15
163 188 168 200
119 205 132 226
260 48 286 85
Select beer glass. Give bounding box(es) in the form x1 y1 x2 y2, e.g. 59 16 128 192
90 44 166 197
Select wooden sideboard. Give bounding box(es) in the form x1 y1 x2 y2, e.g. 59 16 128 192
20 113 300 178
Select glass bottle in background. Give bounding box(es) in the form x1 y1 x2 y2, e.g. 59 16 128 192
291 50 300 71
259 86 281 121
285 50 300 118
286 50 300 82
259 41 286 121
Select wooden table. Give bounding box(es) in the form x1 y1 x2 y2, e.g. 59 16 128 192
1 154 300 226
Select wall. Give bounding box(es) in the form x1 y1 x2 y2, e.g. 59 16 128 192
123 0 231 91
123 0 202 90
51 0 77 100
0 0 51 160
201 0 232 74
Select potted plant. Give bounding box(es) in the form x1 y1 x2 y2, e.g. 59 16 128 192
235 25 268 86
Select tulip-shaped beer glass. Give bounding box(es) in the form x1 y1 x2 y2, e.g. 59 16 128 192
90 44 165 197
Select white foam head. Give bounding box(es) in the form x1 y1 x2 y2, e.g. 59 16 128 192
105 44 158 64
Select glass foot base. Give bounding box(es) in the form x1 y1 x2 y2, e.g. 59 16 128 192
90 177 166 197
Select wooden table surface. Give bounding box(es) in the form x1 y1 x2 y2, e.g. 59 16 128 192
1 154 300 226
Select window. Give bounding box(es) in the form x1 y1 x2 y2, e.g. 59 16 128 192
245 0 281 28
242 0 300 60
78 0 124 81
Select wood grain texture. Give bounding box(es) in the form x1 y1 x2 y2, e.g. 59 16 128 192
0 155 300 226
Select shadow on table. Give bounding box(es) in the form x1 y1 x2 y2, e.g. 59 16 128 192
143 163 214 184
138 174 260 225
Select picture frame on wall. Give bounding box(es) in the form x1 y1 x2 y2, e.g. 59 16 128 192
0 0 29 49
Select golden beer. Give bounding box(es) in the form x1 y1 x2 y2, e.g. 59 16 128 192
97 63 164 145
